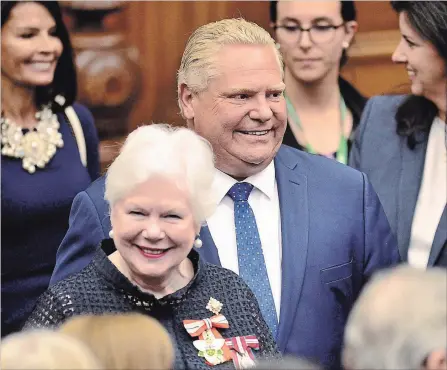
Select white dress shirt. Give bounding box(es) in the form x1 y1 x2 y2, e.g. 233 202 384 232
408 117 447 268
206 161 282 319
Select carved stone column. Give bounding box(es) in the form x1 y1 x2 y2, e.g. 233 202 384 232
62 1 141 140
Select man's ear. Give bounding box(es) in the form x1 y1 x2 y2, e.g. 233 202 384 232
178 83 196 125
423 349 447 370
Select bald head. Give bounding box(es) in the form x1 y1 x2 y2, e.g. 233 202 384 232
343 266 447 370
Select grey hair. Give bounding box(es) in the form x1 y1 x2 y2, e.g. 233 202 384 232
177 18 283 116
104 124 217 228
343 266 447 370
0 330 102 369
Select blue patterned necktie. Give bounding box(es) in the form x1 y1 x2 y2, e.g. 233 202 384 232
227 182 278 337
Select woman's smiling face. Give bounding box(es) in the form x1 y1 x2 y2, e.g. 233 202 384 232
110 175 197 284
392 12 446 102
1 2 63 88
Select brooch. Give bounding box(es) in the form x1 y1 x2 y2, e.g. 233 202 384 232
183 297 260 368
183 297 232 366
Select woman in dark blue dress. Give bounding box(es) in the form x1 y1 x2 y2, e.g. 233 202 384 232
1 1 100 336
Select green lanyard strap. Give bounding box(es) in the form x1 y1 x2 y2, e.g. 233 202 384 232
285 93 348 165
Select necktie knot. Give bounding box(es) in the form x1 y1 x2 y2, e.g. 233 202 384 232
227 182 254 202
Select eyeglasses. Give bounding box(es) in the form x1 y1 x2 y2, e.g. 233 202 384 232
274 23 345 45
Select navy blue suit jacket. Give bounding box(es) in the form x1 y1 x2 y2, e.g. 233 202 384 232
350 95 447 266
51 145 400 369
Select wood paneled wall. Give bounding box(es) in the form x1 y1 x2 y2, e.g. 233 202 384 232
121 1 271 130
119 1 409 132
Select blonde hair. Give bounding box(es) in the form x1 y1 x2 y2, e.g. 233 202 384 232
177 18 283 113
0 330 102 369
104 123 217 227
59 313 174 370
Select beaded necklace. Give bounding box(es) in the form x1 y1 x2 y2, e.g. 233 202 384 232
1 105 64 173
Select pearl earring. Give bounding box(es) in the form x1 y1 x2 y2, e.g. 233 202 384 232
342 41 350 49
194 236 203 249
109 229 114 238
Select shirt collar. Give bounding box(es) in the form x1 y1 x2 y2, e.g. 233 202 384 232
212 161 276 202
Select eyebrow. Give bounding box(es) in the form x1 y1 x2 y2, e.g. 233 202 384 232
15 25 56 32
164 208 184 214
270 83 286 91
227 84 286 95
278 16 337 24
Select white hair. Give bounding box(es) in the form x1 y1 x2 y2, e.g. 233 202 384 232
0 330 102 369
177 18 283 115
343 266 447 370
104 124 217 228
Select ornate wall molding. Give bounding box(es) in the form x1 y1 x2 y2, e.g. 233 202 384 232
63 1 141 140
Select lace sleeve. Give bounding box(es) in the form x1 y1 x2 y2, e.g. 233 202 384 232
240 281 281 359
23 290 67 330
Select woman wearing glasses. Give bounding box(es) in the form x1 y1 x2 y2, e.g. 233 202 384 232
270 1 365 164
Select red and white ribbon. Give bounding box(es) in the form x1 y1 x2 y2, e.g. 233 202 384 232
225 335 259 369
183 314 229 337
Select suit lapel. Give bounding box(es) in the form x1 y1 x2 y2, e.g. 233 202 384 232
428 206 447 266
274 148 309 351
198 226 222 266
397 138 427 259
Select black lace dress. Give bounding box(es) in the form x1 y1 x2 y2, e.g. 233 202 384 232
25 240 279 369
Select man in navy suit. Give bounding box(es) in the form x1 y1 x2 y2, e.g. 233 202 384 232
51 19 400 369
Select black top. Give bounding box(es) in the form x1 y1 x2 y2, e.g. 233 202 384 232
282 77 367 157
25 240 279 369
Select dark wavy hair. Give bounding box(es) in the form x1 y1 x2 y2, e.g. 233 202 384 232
269 1 356 67
391 1 447 149
1 1 77 111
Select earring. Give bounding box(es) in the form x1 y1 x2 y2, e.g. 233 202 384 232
275 42 281 50
54 94 66 106
109 229 114 238
342 41 350 49
193 236 203 249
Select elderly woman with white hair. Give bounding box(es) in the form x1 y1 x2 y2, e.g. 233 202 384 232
24 124 278 369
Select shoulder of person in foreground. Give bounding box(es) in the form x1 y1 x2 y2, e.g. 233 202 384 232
50 176 109 285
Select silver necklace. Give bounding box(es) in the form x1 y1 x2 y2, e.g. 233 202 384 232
1 105 64 173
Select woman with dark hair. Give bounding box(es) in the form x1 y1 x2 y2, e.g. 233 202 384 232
270 1 366 164
350 1 447 267
1 1 100 336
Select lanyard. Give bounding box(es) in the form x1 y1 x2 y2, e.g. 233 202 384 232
285 93 348 165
